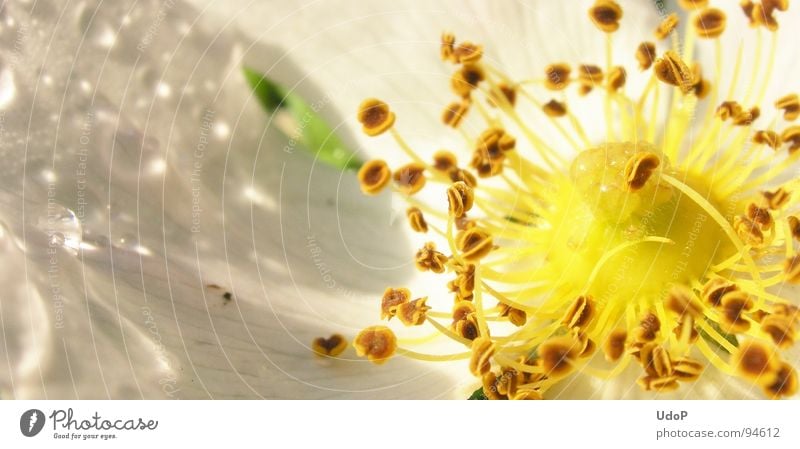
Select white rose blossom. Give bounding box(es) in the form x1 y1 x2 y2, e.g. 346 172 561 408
0 0 798 400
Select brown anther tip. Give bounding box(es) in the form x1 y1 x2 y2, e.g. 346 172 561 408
357 98 395 136
442 99 471 128
544 63 571 91
775 94 799 121
456 228 493 261
666 285 704 319
603 329 628 362
716 101 742 121
655 13 680 40
393 162 426 195
732 340 780 384
452 300 476 322
589 0 623 33
578 64 604 85
764 362 797 399
452 41 483 64
720 290 754 333
654 50 694 94
607 66 626 92
353 326 397 364
636 42 656 71
784 255 800 283
781 126 800 153
694 8 727 38
542 99 568 117
562 295 596 329
701 278 739 306
673 357 705 381
451 64 485 98
432 150 458 173
415 242 448 274
752 130 781 149
312 334 348 357
448 167 478 188
357 159 391 195
634 312 661 342
678 0 709 9
397 297 431 326
498 303 527 327
454 313 480 340
746 203 774 229
623 151 661 191
381 287 411 320
440 31 456 61
760 187 790 210
406 207 428 233
447 181 474 218
488 82 518 108
638 375 680 392
750 2 781 31
469 337 495 376
788 216 800 241
539 336 581 377
760 314 795 349
733 215 765 247
640 342 673 378
732 107 760 126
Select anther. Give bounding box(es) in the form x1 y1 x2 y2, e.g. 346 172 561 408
440 32 456 61
784 255 800 283
788 216 800 241
469 337 495 376
746 203 774 229
603 329 628 362
633 312 661 342
781 126 800 153
358 160 392 195
312 334 348 357
415 242 448 273
353 326 397 364
760 187 790 210
733 215 765 247
635 42 656 70
544 63 571 91
752 130 781 149
760 314 795 348
455 313 481 340
447 181 474 218
654 50 694 94
638 375 679 392
623 151 661 191
775 94 799 121
393 162 427 195
451 64 485 98
607 66 627 92
381 287 411 320
452 301 476 322
701 278 739 306
732 340 779 384
673 357 705 381
720 291 754 333
666 285 704 319
498 303 527 327
562 295 596 329
452 41 483 64
589 0 623 33
764 362 798 398
678 0 708 9
578 64 603 95
433 150 458 172
732 107 760 126
442 99 471 128
539 336 581 378
640 342 673 378
449 167 478 188
542 99 568 117
406 207 428 233
456 228 494 261
694 8 726 38
655 13 680 40
488 82 517 108
357 98 395 136
397 297 431 326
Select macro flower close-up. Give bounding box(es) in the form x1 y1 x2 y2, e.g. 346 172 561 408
1 0 799 403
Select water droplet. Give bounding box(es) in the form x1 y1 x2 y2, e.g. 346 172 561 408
31 204 83 256
0 64 16 110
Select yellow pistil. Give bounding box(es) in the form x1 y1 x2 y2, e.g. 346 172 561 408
347 3 800 399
